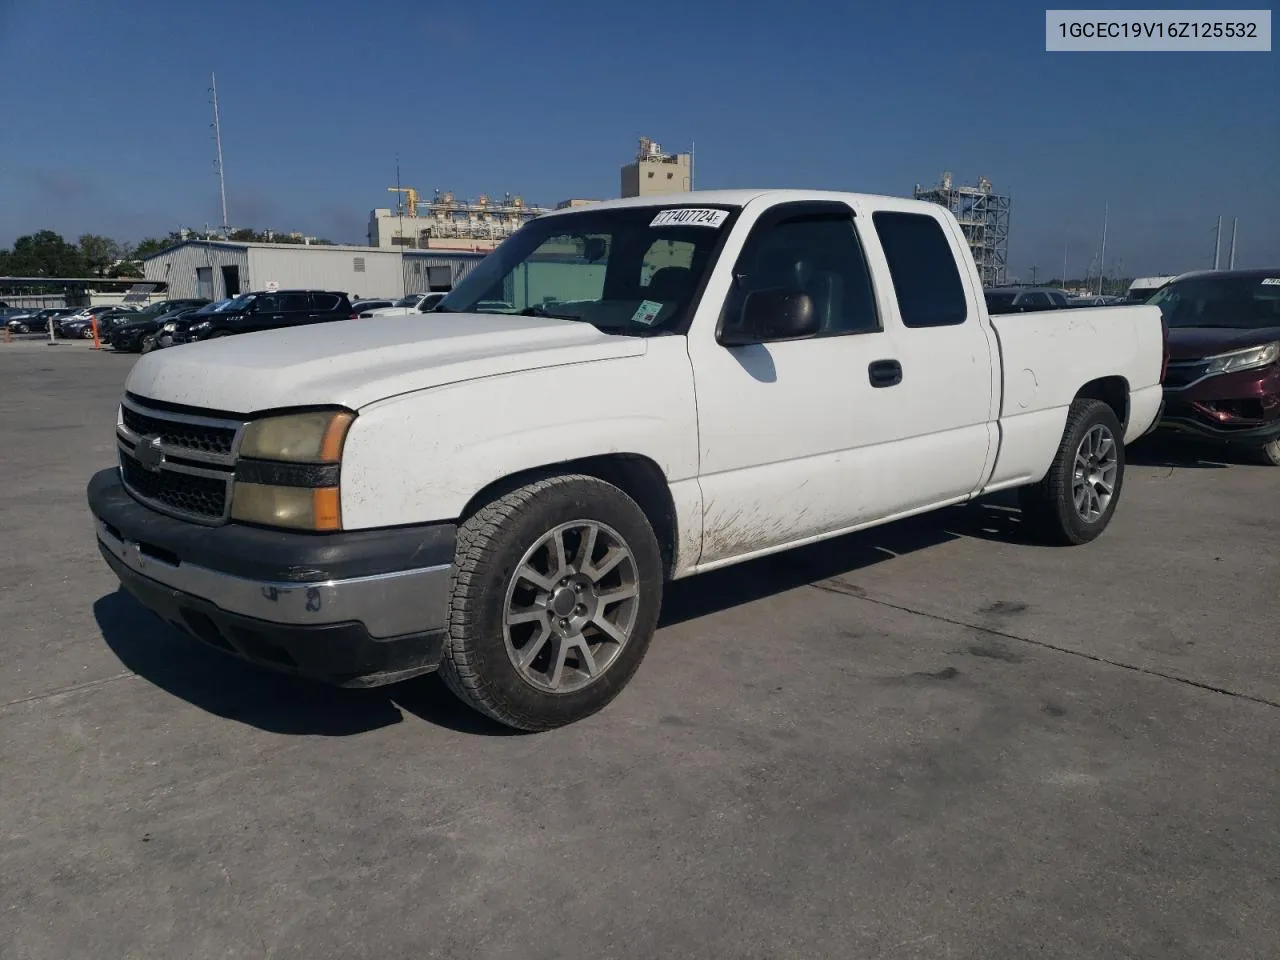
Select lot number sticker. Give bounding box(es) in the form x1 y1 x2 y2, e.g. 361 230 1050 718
650 208 728 228
631 299 664 326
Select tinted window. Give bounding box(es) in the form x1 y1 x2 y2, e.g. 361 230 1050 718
1021 292 1052 308
1048 291 1070 306
872 212 967 327
1150 275 1280 329
278 294 310 311
731 215 879 336
311 294 341 311
985 292 1018 313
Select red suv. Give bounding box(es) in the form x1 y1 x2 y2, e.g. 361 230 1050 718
1153 269 1280 464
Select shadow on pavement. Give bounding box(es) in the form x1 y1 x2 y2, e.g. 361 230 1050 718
96 497 1032 735
1125 435 1246 469
93 590 520 738
660 495 1027 628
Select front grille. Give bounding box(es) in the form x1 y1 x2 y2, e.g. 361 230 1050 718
116 396 244 524
121 451 228 520
1163 360 1211 390
120 404 236 455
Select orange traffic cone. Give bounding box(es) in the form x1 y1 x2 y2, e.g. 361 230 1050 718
91 317 101 350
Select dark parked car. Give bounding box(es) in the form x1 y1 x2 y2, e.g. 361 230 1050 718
160 290 354 345
76 299 209 343
1152 269 1280 464
983 287 1073 314
108 304 207 352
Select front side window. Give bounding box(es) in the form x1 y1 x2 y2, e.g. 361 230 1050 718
439 205 737 335
872 211 968 328
726 213 880 338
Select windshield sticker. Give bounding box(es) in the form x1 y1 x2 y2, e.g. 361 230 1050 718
631 300 664 326
1261 278 1280 285
650 208 728 228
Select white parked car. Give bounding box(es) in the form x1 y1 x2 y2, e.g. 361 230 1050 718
88 188 1164 731
359 292 446 318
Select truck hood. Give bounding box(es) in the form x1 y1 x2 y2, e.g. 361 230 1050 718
1166 326 1280 361
125 313 648 414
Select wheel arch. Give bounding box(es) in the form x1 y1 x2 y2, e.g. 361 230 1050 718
458 453 680 578
1074 376 1129 429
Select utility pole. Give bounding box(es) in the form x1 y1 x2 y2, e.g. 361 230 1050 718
1030 265 1038 285
1097 202 1108 296
689 140 695 191
1213 215 1222 270
210 73 229 235
1228 217 1238 269
1062 228 1069 291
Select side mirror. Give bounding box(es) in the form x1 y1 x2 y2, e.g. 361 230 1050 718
720 287 819 346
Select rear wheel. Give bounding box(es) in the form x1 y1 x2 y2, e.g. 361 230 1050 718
1019 398 1125 546
1252 439 1280 466
440 474 663 731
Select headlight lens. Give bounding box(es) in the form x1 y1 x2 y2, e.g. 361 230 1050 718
162 322 177 332
231 410 354 531
239 410 354 463
1204 341 1280 376
231 484 342 531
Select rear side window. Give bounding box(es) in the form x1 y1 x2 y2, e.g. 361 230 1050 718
872 212 968 328
311 294 340 311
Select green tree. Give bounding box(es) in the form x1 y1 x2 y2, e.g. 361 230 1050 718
6 230 87 277
132 237 168 259
78 234 120 276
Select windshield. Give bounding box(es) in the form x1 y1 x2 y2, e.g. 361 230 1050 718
1149 275 1280 329
437 204 739 335
392 295 421 307
220 294 257 312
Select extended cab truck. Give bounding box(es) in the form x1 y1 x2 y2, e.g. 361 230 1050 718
86 189 1165 731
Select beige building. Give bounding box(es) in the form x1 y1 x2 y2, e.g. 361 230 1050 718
621 137 691 198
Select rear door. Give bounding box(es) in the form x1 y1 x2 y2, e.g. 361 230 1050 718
862 206 999 502
308 293 344 324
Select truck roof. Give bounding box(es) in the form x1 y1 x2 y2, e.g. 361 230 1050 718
539 189 949 218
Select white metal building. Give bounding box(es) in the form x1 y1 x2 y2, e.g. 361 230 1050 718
143 241 407 301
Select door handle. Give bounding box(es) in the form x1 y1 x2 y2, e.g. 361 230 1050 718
868 359 902 388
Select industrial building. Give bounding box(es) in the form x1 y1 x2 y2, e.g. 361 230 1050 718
621 138 691 197
912 171 1011 287
143 240 486 301
368 188 551 251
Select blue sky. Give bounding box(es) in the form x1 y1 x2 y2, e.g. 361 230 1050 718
1 0 1276 278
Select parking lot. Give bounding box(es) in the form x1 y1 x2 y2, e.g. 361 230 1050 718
2 340 1278 959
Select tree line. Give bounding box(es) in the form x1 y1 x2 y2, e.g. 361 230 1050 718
0 228 335 280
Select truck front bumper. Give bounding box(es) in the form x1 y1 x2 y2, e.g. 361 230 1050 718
87 468 456 687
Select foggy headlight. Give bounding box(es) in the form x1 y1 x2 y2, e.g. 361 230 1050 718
239 410 354 462
162 322 177 332
230 410 354 530
1204 342 1280 376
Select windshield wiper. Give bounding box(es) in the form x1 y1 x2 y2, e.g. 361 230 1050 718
518 306 583 322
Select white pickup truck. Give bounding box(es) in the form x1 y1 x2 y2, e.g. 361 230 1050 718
359 291 447 318
88 189 1165 730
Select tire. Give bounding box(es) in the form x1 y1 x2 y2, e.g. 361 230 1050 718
139 336 156 354
81 327 96 339
14 323 28 335
1018 398 1126 546
1252 439 1280 466
207 330 229 339
440 474 664 731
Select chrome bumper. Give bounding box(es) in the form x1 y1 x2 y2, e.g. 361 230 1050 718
95 517 450 640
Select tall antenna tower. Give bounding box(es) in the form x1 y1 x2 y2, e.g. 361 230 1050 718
210 72 230 234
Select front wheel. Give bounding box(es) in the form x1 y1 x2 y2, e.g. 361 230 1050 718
1019 398 1126 546
439 474 663 731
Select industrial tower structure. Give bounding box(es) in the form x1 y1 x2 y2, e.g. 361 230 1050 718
368 188 552 250
913 172 1010 287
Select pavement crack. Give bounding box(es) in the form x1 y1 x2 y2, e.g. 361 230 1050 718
0 671 137 712
808 579 1280 711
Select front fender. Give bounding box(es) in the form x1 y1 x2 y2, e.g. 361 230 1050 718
338 343 699 530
